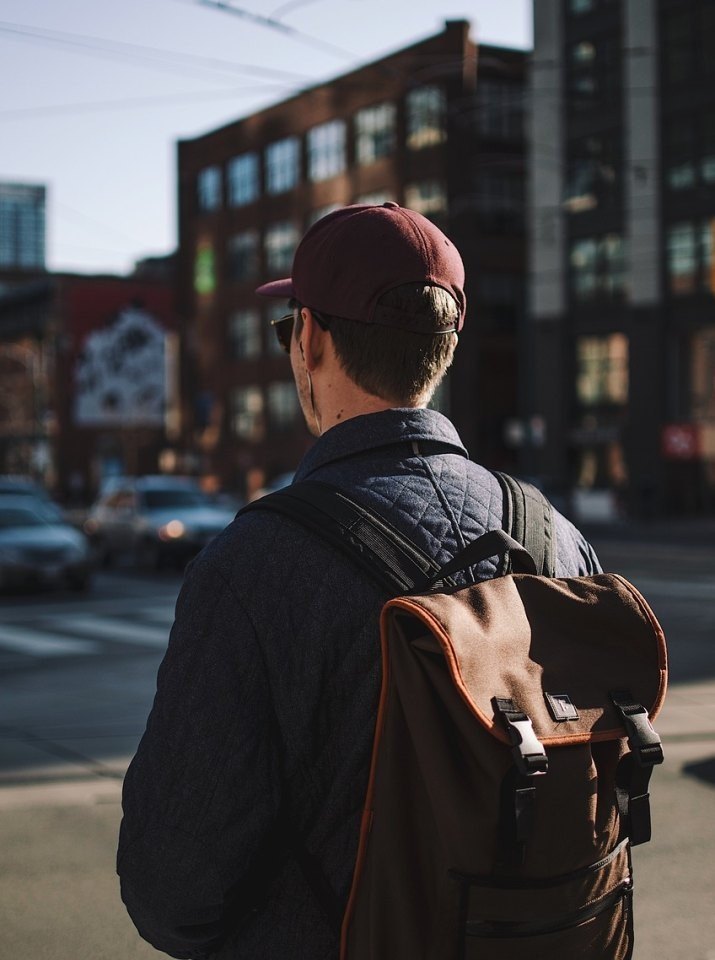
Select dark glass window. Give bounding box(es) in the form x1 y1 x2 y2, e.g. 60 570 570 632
228 153 259 206
226 230 259 282
355 103 396 165
663 9 695 85
565 133 620 212
569 234 626 301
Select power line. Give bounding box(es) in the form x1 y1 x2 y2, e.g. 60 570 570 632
0 20 314 84
194 0 357 60
0 84 298 122
270 0 325 19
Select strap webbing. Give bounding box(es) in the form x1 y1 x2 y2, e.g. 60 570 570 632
240 481 452 595
494 472 556 577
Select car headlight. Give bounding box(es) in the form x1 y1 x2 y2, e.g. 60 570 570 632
158 520 186 541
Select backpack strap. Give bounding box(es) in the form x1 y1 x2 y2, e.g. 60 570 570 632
494 472 557 578
239 480 453 595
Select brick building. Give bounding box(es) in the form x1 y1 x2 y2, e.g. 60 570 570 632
177 20 526 494
0 273 177 502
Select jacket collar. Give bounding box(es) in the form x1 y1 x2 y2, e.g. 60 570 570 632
295 408 469 480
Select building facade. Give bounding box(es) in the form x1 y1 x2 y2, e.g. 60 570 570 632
530 0 715 516
177 21 526 494
0 273 177 503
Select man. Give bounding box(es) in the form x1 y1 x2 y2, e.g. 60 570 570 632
118 203 600 959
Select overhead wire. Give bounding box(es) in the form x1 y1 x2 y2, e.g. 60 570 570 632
193 0 357 60
0 20 314 84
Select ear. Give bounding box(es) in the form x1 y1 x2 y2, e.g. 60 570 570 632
299 308 328 373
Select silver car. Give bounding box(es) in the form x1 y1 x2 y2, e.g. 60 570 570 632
84 476 238 569
0 496 93 592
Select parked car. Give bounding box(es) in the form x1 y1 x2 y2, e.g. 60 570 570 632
0 475 53 502
0 496 93 592
84 476 238 569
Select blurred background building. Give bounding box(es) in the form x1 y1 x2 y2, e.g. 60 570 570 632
2 6 715 517
176 20 527 496
530 0 715 518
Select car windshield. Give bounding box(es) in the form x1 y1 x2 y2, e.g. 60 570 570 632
142 490 209 509
0 507 49 528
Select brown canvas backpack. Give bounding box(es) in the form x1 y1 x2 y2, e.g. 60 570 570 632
249 475 667 960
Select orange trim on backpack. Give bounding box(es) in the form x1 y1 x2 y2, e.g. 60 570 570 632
383 591 668 747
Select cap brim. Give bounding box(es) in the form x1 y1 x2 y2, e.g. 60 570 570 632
255 278 294 298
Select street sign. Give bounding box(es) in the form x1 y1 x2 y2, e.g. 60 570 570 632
661 423 701 461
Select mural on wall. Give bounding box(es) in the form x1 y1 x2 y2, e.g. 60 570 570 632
74 306 166 426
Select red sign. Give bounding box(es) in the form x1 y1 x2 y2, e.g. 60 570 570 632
661 423 701 461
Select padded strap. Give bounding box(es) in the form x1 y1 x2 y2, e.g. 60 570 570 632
240 481 451 595
494 472 556 577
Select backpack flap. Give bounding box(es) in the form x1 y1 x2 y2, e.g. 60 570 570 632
383 572 667 748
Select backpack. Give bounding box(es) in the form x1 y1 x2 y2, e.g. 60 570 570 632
245 474 667 960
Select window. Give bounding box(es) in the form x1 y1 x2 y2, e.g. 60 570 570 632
475 80 523 140
194 240 216 297
228 153 259 206
667 223 697 294
702 111 715 183
667 220 715 296
355 103 396 165
355 190 395 206
565 133 619 212
570 0 594 12
472 173 524 233
663 9 694 85
406 86 446 150
665 119 696 191
691 326 715 420
307 120 346 181
404 180 447 217
226 230 259 282
307 203 342 227
265 137 300 194
229 310 261 359
265 221 299 274
576 334 629 407
566 36 619 109
197 166 222 211
569 234 626 301
231 386 264 440
267 382 300 428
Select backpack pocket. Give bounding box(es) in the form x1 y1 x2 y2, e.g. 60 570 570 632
452 840 634 960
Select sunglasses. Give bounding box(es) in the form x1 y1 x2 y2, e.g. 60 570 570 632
270 306 330 354
271 311 295 354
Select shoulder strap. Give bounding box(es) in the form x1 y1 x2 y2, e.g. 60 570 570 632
239 481 453 595
493 472 556 577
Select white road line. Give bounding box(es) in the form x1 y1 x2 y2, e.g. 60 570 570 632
54 615 169 648
136 605 176 624
0 625 101 657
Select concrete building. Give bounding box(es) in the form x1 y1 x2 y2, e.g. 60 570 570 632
177 21 527 494
530 0 715 517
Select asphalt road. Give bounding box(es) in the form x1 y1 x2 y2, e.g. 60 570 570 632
0 531 713 960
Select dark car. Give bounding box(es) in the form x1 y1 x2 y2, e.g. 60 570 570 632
84 476 238 569
0 497 93 592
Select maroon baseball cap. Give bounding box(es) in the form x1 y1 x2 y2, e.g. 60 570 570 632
256 202 466 332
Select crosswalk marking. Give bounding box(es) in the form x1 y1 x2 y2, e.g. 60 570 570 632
0 625 101 657
54 615 168 648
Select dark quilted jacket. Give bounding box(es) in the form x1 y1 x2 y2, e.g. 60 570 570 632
117 408 601 959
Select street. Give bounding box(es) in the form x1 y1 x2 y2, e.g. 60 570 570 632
0 529 714 959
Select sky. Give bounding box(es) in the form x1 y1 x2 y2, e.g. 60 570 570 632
0 0 532 275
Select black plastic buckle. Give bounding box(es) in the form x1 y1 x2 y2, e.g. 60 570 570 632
611 690 664 767
493 697 548 776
